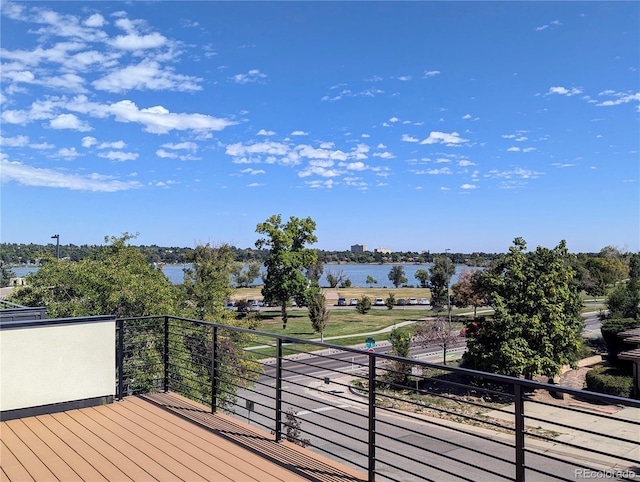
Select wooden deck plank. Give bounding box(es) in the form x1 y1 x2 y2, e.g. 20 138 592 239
88 403 235 482
37 413 131 481
0 441 35 482
50 411 152 481
0 424 56 481
1 395 367 482
4 418 82 481
122 396 304 482
142 392 367 482
65 408 188 481
20 416 108 482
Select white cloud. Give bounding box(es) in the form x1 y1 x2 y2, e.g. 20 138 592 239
54 147 80 158
423 70 440 78
161 142 197 151
1 159 142 192
240 168 265 175
401 134 419 143
458 160 475 167
0 135 29 147
462 114 472 119
81 136 97 148
361 133 370 138
291 130 308 136
319 142 335 149
460 184 477 189
97 151 138 162
104 99 236 134
231 69 267 84
396 76 412 81
373 151 395 159
93 59 202 93
49 113 92 131
343 161 367 171
109 32 167 51
156 149 178 159
420 131 468 145
226 141 290 157
547 86 582 96
389 117 400 123
83 13 106 27
377 143 386 149
257 129 276 136
507 147 521 152
596 91 640 108
523 147 537 153
98 140 125 149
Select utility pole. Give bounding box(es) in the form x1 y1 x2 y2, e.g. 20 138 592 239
51 234 60 259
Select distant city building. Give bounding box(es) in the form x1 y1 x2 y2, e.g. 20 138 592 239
350 244 367 253
375 248 391 254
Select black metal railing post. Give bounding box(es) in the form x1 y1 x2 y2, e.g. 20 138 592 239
368 352 376 482
514 383 525 482
117 318 124 400
211 326 218 413
275 338 283 442
163 316 169 393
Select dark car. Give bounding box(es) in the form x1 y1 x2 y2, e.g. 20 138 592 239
396 298 406 306
337 297 347 306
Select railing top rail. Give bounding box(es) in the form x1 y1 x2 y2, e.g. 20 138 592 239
1 314 115 330
117 314 640 409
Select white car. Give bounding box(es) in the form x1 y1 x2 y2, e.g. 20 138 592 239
350 298 358 306
408 298 418 305
418 298 430 305
374 298 385 306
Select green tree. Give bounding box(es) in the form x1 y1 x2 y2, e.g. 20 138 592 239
255 214 318 329
307 288 330 342
388 328 412 384
414 268 430 288
183 243 236 320
388 265 407 288
451 268 485 318
232 261 261 288
9 233 179 318
356 295 372 314
1 261 16 288
605 253 640 320
462 238 584 379
365 275 378 287
428 257 455 312
176 243 261 411
385 292 396 310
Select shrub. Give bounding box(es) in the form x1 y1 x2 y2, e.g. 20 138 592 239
385 292 396 310
585 365 633 398
356 295 372 315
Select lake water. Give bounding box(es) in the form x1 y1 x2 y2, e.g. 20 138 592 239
13 263 469 287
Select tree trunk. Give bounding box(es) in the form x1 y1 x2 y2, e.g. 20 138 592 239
281 302 287 329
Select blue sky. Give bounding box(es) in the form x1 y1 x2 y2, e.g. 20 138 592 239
1 1 638 254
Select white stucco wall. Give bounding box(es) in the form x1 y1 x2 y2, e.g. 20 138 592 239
0 319 115 412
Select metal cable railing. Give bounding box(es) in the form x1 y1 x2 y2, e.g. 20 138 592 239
116 315 640 482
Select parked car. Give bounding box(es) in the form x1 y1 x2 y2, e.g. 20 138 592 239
225 301 234 310
337 297 347 306
418 298 430 305
349 298 358 306
408 298 418 305
374 298 385 306
397 298 406 306
250 303 260 312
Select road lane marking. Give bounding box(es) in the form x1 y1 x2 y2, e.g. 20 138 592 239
295 404 350 416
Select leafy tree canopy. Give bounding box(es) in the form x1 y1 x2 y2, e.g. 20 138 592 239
256 214 318 328
388 265 408 288
462 237 584 379
9 233 180 318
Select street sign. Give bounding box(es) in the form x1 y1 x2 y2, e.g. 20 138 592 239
411 366 422 376
365 337 375 349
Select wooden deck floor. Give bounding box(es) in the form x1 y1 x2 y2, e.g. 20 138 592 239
1 392 366 482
